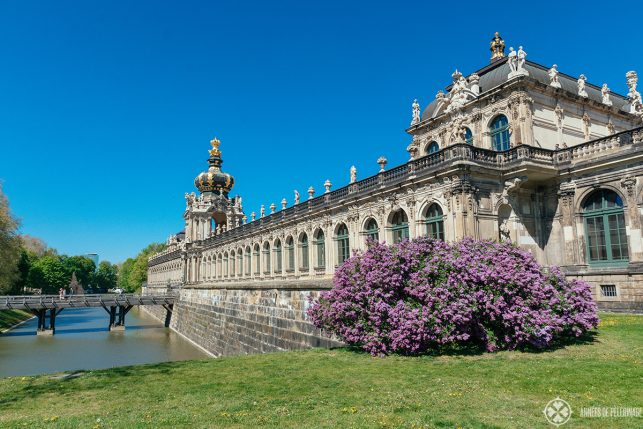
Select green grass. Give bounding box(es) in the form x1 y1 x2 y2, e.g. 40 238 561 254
0 309 33 333
0 313 641 429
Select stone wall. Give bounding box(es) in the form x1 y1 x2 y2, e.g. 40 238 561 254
144 279 342 357
569 269 643 313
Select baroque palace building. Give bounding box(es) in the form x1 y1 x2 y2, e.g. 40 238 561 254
148 34 643 313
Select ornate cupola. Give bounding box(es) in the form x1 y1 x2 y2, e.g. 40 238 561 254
184 136 245 243
194 137 235 197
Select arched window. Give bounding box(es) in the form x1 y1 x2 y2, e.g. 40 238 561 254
237 249 243 277
223 252 229 277
245 246 251 276
217 254 222 278
465 127 473 145
364 218 379 242
274 239 282 274
390 210 409 243
583 190 629 266
230 251 236 276
336 224 350 265
314 230 325 268
262 242 271 274
299 233 309 270
286 237 295 272
425 203 444 240
490 115 510 151
253 244 260 275
427 141 440 154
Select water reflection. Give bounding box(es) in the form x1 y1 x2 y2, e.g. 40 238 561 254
0 307 207 377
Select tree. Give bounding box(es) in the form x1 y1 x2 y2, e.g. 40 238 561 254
27 255 68 294
60 255 96 289
20 235 48 257
94 261 118 292
0 186 21 294
117 243 165 292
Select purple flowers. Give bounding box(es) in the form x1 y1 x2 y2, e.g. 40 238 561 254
308 238 599 356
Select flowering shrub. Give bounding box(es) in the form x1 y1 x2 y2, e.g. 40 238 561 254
308 238 598 355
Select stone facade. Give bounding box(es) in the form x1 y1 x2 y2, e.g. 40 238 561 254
147 35 643 357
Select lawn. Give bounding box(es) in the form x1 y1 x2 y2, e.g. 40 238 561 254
0 309 33 333
0 313 641 429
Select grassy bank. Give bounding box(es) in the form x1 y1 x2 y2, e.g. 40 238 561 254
0 313 641 428
0 309 33 333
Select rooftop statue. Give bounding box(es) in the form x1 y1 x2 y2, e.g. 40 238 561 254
601 84 613 106
626 71 643 115
549 64 561 88
578 74 588 98
410 99 420 126
508 46 529 79
490 31 505 61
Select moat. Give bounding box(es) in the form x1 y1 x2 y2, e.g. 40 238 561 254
0 307 207 377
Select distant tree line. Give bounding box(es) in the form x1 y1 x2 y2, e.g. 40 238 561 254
117 243 166 293
0 185 163 295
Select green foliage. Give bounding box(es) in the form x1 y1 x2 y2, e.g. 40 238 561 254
0 186 21 294
94 261 119 293
27 255 69 295
60 255 96 289
118 243 166 292
0 314 640 428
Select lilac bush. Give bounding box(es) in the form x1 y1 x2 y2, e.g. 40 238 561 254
308 238 598 355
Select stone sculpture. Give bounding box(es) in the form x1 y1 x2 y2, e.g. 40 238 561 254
350 165 357 183
294 190 300 205
578 75 588 97
601 84 612 106
549 64 561 88
411 99 420 126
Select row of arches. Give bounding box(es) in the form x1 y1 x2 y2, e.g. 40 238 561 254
424 114 510 154
183 188 633 283
188 204 446 283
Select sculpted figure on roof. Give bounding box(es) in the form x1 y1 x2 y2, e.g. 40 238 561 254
578 75 588 97
490 32 505 61
549 64 561 88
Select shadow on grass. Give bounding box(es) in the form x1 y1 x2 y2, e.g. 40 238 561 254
332 330 599 358
0 361 179 409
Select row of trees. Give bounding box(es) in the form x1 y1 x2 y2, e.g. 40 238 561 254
1 185 162 295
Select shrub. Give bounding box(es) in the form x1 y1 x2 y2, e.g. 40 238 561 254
308 237 599 356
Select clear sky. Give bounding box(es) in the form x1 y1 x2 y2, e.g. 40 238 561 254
0 0 641 263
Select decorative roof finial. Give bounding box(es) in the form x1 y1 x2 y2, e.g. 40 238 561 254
209 137 221 157
490 32 505 62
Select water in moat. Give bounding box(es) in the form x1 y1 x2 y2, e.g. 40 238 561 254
0 306 208 377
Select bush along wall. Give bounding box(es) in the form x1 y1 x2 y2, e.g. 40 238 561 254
308 238 599 356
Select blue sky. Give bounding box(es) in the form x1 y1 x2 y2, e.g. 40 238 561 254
0 1 641 263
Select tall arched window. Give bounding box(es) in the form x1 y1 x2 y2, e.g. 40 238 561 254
274 239 282 274
427 141 440 154
425 203 444 240
230 251 236 276
315 230 325 268
253 244 260 275
390 210 409 243
262 242 271 274
583 189 629 266
299 233 309 270
365 218 379 242
237 249 243 277
245 246 251 276
490 115 510 151
465 127 473 145
217 254 222 278
223 252 229 277
285 237 295 272
336 224 350 265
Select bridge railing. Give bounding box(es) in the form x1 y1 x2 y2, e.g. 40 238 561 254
0 293 176 310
